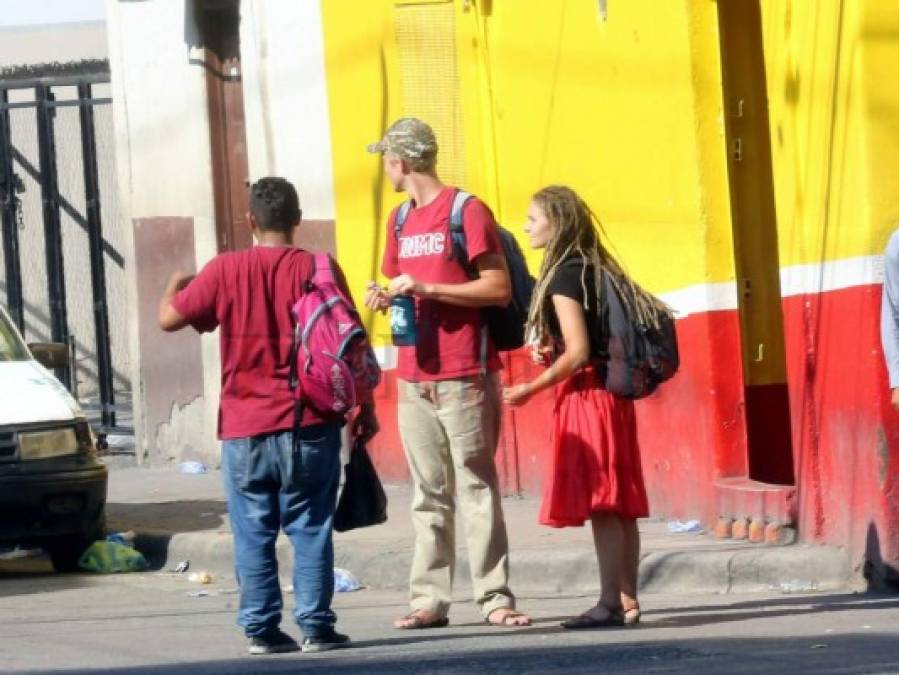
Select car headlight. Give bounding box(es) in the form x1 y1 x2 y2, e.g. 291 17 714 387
74 419 97 456
18 427 79 460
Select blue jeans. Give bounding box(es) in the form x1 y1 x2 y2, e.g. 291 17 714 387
222 424 342 638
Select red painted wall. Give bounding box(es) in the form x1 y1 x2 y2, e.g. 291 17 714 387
367 370 409 483
783 284 899 567
367 308 749 524
366 283 899 568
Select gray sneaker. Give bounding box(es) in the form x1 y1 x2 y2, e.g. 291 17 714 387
248 628 299 655
301 629 351 653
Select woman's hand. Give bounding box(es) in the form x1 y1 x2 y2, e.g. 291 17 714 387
503 383 534 407
528 342 554 367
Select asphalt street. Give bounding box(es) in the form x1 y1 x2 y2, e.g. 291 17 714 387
1 557 898 674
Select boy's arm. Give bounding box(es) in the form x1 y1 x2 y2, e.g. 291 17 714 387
351 398 379 442
158 271 195 331
160 258 221 334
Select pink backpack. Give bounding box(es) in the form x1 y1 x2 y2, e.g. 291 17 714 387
289 253 381 417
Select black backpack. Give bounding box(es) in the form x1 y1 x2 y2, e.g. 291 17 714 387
599 272 679 399
394 190 535 352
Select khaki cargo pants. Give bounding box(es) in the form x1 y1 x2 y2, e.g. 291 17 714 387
397 372 515 618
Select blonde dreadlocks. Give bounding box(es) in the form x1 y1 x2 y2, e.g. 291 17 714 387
526 185 671 348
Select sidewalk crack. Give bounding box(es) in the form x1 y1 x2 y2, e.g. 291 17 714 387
724 552 736 594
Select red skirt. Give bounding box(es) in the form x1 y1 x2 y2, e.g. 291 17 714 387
539 367 649 527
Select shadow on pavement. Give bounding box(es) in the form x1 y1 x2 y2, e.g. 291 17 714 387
104 499 229 571
0 561 94 597
31 632 899 674
105 499 228 535
447 591 899 630
658 592 874 614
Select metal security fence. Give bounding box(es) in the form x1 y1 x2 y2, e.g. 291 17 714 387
0 73 130 437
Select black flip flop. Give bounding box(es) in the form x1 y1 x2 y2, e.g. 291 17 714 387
560 608 624 630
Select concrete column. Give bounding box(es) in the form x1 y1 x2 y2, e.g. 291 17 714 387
240 0 337 253
107 0 221 467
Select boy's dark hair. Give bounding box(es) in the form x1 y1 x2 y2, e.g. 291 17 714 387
249 177 301 232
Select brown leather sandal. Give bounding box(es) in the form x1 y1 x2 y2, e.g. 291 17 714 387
393 611 449 630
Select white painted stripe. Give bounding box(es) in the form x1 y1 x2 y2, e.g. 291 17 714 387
779 254 883 298
659 254 883 319
374 345 398 370
372 255 885 369
658 281 739 319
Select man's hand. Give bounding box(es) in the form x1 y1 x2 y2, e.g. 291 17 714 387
388 274 420 297
364 283 390 313
351 402 380 442
388 254 508 308
167 271 195 294
891 388 899 412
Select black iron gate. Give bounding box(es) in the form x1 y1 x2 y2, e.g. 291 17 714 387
0 73 125 436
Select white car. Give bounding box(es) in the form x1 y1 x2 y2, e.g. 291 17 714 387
0 304 107 571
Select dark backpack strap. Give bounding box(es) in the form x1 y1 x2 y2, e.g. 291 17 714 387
449 189 472 229
448 190 475 276
393 199 413 238
447 190 489 373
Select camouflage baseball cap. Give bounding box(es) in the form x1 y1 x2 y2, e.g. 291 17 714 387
366 117 438 159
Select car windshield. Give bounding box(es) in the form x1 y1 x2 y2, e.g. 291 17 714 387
0 310 30 361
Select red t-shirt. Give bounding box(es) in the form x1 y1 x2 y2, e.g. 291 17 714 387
172 246 348 439
381 187 503 381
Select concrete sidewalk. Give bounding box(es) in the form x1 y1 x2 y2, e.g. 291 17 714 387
104 466 854 595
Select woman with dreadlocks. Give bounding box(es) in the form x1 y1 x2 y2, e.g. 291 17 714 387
504 185 662 629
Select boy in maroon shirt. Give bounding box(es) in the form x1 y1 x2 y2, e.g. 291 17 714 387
365 118 530 628
159 177 377 654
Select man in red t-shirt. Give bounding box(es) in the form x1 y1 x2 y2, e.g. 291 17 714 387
158 177 376 655
365 118 530 628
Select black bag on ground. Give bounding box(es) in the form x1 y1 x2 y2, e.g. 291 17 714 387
333 438 388 532
599 272 679 399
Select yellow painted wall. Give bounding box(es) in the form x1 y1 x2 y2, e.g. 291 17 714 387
484 0 734 289
319 0 392 342
762 0 899 265
322 0 899 351
862 2 899 240
321 0 735 347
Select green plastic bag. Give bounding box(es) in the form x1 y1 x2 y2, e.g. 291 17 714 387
78 541 148 573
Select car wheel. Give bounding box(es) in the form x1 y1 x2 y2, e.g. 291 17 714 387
46 521 105 573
